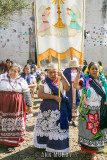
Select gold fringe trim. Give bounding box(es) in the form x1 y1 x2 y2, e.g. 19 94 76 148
37 47 83 68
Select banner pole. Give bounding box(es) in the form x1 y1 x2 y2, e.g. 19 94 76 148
80 0 85 65
34 0 39 67
58 54 61 110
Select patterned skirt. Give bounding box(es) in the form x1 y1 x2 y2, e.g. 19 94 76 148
0 91 26 146
78 102 105 153
33 99 70 154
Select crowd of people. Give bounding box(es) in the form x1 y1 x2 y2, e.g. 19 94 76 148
0 58 107 160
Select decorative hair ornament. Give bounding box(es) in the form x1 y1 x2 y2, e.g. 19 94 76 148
84 66 89 75
79 65 91 112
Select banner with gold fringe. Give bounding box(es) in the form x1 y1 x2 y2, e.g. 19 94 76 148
34 0 85 68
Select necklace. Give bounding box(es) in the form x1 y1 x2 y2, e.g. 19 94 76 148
7 74 18 89
51 78 58 86
9 78 17 89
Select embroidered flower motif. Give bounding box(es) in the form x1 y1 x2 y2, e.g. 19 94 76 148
86 113 100 135
41 79 46 84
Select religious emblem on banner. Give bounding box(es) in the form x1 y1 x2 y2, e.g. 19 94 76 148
35 0 84 68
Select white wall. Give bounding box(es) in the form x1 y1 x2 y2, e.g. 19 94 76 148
84 0 107 75
0 4 33 67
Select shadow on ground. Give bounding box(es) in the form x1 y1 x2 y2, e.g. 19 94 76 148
0 145 91 160
25 125 35 132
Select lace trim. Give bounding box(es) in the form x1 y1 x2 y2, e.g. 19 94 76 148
33 136 70 154
83 104 100 110
104 130 107 142
0 117 25 137
1 132 25 137
78 136 104 147
0 111 25 116
34 109 69 141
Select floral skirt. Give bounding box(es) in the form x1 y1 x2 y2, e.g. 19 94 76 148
78 103 105 153
0 91 26 146
33 99 70 154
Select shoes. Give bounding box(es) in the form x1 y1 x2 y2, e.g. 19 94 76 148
91 156 98 160
7 146 15 152
72 121 78 127
26 112 33 118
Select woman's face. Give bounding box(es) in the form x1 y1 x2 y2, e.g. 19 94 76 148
47 69 58 81
6 61 11 68
71 67 77 70
34 67 37 71
9 67 19 79
89 64 99 79
24 66 31 74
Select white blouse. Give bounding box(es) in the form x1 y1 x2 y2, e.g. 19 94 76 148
39 79 65 96
71 70 77 82
80 78 105 106
0 73 29 93
25 75 36 84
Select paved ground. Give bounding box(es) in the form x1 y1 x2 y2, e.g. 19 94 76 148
0 94 107 160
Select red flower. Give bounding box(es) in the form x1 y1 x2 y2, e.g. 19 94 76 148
86 113 100 135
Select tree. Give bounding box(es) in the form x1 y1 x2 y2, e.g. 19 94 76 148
0 0 29 28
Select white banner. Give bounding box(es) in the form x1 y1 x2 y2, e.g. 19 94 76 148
35 0 84 68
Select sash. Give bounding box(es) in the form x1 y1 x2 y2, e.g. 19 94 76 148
89 78 107 129
21 72 31 85
45 77 72 130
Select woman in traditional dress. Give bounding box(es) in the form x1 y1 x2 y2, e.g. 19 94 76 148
2 59 12 73
32 65 41 92
63 59 84 127
0 63 32 150
33 63 71 154
74 62 107 160
21 65 36 116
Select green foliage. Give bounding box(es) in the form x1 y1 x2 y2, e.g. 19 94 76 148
85 108 90 115
80 113 86 121
92 129 104 140
0 0 29 28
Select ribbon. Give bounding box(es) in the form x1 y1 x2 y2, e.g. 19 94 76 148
86 78 92 90
84 94 87 108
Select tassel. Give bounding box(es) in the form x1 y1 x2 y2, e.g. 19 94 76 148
79 100 85 113
80 92 84 105
88 89 91 98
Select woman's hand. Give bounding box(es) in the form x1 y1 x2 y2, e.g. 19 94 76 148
58 71 63 77
27 107 32 113
54 96 62 103
78 66 82 73
104 101 107 105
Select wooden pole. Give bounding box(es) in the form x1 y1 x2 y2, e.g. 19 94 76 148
58 54 61 110
80 0 85 65
34 0 39 67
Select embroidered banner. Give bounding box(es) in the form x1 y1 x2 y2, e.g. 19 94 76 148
35 0 84 68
